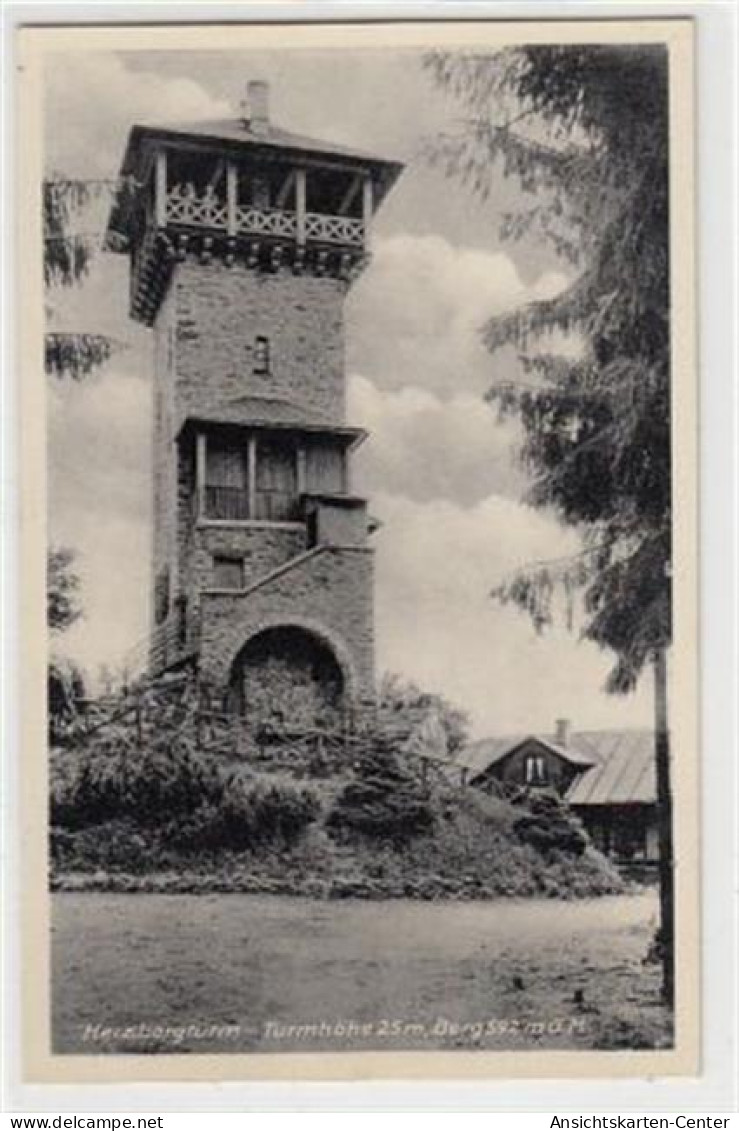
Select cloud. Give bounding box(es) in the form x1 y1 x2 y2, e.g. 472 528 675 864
372 493 652 736
52 513 151 680
48 367 153 677
44 52 231 177
347 233 568 398
48 366 151 527
349 374 525 504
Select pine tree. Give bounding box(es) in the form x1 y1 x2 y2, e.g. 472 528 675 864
426 45 674 1005
43 175 129 379
425 45 671 692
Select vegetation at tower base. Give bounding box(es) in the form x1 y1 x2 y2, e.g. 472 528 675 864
425 46 671 692
326 742 435 847
378 672 470 757
49 675 622 900
47 547 88 744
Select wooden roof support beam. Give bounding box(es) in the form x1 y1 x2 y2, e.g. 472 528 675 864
207 159 226 192
276 169 296 209
338 174 362 216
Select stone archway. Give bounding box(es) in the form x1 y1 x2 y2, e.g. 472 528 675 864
228 624 347 730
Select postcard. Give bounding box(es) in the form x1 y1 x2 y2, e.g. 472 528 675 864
16 17 698 1083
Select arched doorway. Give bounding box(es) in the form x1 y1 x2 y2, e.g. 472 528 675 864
228 625 345 730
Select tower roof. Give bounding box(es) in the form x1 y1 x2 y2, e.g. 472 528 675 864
108 111 404 240
124 116 402 170
177 394 367 447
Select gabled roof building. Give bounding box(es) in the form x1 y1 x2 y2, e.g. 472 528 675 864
457 720 658 864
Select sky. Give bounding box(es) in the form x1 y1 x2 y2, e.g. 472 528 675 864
45 47 653 738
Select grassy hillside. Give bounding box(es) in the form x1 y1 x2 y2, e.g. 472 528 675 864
50 732 624 899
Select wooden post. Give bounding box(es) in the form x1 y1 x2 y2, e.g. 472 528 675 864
337 175 361 216
247 433 257 519
296 444 307 496
196 431 207 520
362 175 373 252
295 168 307 248
155 149 167 228
226 161 238 237
654 647 674 1009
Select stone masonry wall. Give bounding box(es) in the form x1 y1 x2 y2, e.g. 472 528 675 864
198 545 375 706
173 260 348 423
186 523 308 603
151 285 179 639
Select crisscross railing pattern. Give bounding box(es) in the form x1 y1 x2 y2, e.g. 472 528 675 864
305 213 363 247
161 190 365 248
236 206 297 238
165 191 228 229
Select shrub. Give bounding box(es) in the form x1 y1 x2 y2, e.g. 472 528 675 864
49 819 156 873
48 655 87 746
169 772 321 852
512 790 588 857
326 743 434 846
50 735 224 829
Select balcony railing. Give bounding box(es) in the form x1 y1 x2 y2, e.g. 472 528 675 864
304 213 363 247
254 489 301 523
164 189 364 248
204 484 301 523
237 206 297 240
204 485 250 521
165 190 228 229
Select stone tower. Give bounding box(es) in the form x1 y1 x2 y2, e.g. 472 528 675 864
107 81 403 727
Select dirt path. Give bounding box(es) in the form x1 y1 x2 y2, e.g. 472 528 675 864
52 890 670 1054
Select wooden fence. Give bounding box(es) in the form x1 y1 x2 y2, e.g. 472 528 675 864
55 672 465 788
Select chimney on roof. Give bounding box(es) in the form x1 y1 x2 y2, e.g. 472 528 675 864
555 718 572 747
245 80 270 136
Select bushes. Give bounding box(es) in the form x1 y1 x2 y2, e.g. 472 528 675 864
51 738 321 861
49 722 622 902
50 735 223 829
170 773 321 852
50 820 156 873
512 790 589 858
326 744 434 846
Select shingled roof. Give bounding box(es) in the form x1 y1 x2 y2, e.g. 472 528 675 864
177 395 366 445
131 118 402 169
564 731 655 805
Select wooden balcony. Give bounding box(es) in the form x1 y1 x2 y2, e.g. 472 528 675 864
203 484 302 524
130 200 367 324
204 484 250 521
164 191 364 248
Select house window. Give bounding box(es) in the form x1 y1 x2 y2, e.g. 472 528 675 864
613 815 648 860
212 555 244 590
254 335 270 375
524 753 547 785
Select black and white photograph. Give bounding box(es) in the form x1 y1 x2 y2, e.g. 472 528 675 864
17 18 699 1080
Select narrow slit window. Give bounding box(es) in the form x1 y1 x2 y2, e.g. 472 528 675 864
254 335 270 375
